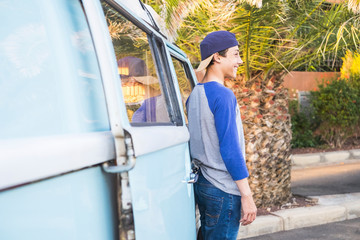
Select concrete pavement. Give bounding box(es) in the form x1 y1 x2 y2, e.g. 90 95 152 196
242 218 360 240
237 193 360 239
291 149 360 167
237 150 360 239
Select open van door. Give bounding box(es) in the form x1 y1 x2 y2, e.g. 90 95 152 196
84 0 197 239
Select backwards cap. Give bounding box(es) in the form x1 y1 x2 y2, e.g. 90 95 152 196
197 31 239 72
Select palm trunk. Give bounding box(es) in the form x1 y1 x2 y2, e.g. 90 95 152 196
231 73 292 207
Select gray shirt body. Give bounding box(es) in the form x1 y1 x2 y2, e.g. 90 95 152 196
187 82 247 196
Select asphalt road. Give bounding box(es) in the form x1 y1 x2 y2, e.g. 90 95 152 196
291 161 360 196
243 218 360 240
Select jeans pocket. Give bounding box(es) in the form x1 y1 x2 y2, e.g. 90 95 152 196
199 188 224 227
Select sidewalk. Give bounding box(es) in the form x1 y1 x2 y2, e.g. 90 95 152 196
237 149 360 239
291 148 360 168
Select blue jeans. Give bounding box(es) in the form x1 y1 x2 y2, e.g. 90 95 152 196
195 172 242 240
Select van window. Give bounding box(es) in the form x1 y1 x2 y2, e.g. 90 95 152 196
171 57 194 123
0 0 110 139
101 1 174 125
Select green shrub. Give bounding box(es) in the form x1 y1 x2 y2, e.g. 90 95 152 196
290 100 321 148
310 79 360 148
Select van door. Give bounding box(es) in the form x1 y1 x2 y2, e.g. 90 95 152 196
86 1 197 239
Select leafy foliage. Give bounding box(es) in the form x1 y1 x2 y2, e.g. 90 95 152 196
289 100 321 148
347 0 360 14
311 79 360 148
341 50 360 91
172 0 360 83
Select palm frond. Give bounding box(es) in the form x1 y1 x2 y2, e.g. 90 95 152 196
239 0 263 8
348 0 360 14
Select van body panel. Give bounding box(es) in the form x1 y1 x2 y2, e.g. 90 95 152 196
0 0 198 239
129 142 196 240
0 167 118 240
0 0 110 140
0 132 115 190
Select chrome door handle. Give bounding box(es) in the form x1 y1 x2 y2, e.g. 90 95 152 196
183 172 198 184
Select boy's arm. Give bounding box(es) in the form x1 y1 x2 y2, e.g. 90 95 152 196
208 87 257 224
236 178 257 225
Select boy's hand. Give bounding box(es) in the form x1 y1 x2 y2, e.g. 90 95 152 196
240 194 257 225
235 178 257 226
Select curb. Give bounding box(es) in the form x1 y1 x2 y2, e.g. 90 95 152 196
291 149 360 167
236 150 360 239
237 193 360 239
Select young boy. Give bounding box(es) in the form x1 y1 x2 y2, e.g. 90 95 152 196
187 31 257 240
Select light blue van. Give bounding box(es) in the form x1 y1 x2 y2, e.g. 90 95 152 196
0 0 198 239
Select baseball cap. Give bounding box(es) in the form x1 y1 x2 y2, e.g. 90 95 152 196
197 31 239 72
117 56 158 85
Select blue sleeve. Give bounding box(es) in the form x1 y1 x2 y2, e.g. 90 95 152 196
205 85 249 181
132 103 146 122
132 97 157 123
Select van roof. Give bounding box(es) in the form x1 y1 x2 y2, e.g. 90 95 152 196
115 0 172 41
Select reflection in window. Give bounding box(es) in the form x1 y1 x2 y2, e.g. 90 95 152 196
101 2 170 124
171 57 193 123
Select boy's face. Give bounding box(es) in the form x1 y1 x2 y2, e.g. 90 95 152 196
218 46 243 79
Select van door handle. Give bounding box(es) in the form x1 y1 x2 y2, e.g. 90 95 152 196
102 157 135 173
102 135 136 173
183 172 198 184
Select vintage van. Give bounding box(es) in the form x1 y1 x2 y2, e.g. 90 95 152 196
0 0 198 239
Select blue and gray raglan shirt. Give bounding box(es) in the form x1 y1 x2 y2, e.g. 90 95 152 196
186 81 249 196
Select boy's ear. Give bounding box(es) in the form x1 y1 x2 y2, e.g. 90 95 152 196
213 52 221 63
